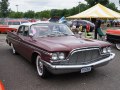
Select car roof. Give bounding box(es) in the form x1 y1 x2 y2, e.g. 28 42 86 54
7 19 28 22
21 21 65 26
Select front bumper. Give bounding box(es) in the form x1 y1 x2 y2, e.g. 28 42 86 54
43 53 115 74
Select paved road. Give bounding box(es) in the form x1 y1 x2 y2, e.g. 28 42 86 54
0 34 120 90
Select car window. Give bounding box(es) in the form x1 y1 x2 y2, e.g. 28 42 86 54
23 26 29 36
8 22 13 25
12 22 20 25
18 26 24 35
21 21 28 24
30 23 74 37
8 21 20 25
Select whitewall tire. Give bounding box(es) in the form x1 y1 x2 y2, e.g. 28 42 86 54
36 55 48 78
116 43 120 50
11 43 17 54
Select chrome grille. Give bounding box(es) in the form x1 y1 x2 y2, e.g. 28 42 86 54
68 48 101 65
58 48 110 65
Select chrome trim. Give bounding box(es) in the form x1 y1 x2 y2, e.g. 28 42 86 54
44 53 115 69
67 47 101 60
70 48 100 55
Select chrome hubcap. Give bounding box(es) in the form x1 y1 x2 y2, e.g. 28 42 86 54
36 56 43 76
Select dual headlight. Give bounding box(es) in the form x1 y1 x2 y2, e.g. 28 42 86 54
101 47 111 54
51 52 65 61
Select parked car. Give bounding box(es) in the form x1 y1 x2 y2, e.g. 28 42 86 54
71 20 95 32
0 25 17 33
106 29 120 50
113 19 120 27
6 22 115 78
6 19 29 29
0 19 29 33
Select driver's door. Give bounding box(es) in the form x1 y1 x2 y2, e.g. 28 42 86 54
17 25 33 60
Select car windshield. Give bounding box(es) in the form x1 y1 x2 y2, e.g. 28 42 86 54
30 23 74 37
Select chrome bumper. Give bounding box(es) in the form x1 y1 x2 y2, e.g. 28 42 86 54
44 53 115 74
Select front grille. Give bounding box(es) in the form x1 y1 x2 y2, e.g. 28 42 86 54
59 48 110 65
68 48 101 65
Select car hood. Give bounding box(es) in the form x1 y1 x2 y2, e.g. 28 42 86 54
35 36 110 52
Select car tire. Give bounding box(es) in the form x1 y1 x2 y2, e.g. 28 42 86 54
36 55 49 78
116 43 120 50
11 43 17 54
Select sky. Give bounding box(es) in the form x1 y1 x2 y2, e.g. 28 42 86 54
9 0 119 12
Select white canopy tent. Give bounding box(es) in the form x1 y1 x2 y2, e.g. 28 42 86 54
67 3 120 19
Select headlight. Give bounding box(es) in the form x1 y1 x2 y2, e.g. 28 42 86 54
51 53 58 60
107 47 111 53
102 48 107 53
58 53 65 60
102 47 111 54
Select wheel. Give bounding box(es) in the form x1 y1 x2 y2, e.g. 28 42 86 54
11 43 17 54
36 55 48 78
115 43 120 50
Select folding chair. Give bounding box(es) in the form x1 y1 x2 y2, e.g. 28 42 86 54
97 28 106 41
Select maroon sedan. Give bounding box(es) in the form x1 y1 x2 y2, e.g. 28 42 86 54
6 22 115 78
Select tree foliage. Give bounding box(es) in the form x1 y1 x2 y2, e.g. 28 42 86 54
0 0 119 19
0 0 9 17
24 10 35 18
85 0 109 7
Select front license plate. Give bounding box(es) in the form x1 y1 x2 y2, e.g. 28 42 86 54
81 67 92 73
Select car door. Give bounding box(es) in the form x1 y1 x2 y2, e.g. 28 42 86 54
16 25 26 54
18 25 34 60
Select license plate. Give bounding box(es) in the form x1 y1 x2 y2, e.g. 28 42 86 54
81 67 92 73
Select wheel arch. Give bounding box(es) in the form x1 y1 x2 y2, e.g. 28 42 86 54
31 51 41 64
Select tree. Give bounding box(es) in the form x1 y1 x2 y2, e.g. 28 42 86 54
24 10 35 18
0 0 9 17
85 0 109 7
106 3 118 11
40 10 50 18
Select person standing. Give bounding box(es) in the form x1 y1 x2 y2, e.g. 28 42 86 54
94 19 102 39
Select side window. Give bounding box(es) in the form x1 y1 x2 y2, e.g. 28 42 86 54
23 26 29 36
18 26 24 35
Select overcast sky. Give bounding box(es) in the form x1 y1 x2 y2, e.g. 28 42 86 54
9 0 119 12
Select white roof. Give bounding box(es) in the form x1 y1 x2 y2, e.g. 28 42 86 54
21 21 50 26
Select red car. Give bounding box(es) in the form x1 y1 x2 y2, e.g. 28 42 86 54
6 22 115 78
106 29 120 50
0 24 17 33
0 19 28 33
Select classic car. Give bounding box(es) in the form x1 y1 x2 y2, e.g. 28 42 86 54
71 20 95 32
0 19 29 33
106 29 120 50
6 22 115 78
5 19 29 29
0 25 17 33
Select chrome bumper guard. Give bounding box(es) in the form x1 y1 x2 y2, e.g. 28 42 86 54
44 53 115 69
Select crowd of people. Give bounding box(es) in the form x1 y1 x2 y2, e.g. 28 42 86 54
70 18 105 40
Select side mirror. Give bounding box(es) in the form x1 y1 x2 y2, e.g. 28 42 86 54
29 33 34 38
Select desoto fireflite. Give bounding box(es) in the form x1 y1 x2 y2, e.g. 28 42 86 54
6 22 115 78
